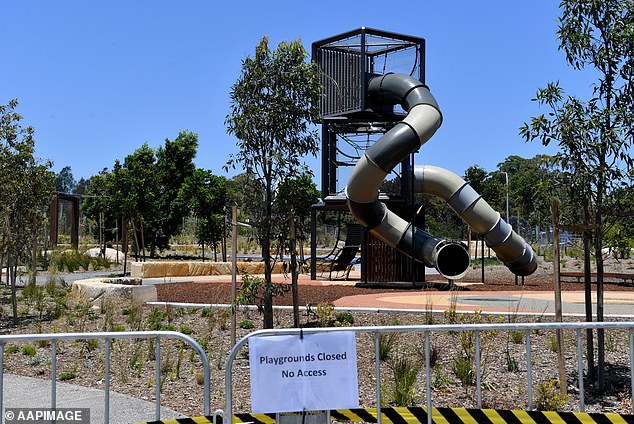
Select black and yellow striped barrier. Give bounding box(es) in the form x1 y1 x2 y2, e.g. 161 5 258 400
139 407 634 424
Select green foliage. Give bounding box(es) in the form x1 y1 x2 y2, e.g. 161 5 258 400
378 333 397 362
0 99 55 324
548 335 559 353
234 273 290 315
177 169 227 258
452 357 475 386
239 319 255 330
146 308 166 331
387 353 421 406
83 131 199 255
109 325 126 332
48 250 110 273
315 302 334 327
20 345 36 357
225 36 321 329
179 325 193 335
535 377 567 411
432 365 452 389
505 351 519 373
5 345 19 355
510 331 524 344
60 371 77 381
335 312 354 327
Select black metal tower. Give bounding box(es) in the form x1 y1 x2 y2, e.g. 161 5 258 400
310 27 427 283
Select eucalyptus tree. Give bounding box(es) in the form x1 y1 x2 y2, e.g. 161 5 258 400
225 36 321 328
0 100 54 324
275 170 320 264
177 169 227 261
520 0 634 390
152 131 198 251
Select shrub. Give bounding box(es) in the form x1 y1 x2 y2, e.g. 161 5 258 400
110 325 126 332
234 273 289 314
5 345 19 355
60 371 77 381
378 333 397 362
316 302 334 327
239 319 255 330
179 325 194 335
452 357 475 386
535 378 567 411
335 312 354 327
21 345 36 357
505 351 519 372
511 330 524 344
146 308 166 331
387 354 421 406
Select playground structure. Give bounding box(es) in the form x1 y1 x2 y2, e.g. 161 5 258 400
310 28 536 283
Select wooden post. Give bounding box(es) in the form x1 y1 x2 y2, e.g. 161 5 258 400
230 206 238 347
122 218 128 275
552 199 567 395
481 234 485 284
70 197 79 250
49 195 59 247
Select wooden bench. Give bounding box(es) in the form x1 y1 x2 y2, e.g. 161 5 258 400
560 271 634 285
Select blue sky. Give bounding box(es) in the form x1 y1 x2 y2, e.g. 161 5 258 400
2 1 595 182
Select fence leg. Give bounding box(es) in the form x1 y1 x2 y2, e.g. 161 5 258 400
105 338 111 424
475 331 481 408
526 330 533 410
577 329 584 412
374 333 381 424
425 331 432 424
51 340 56 410
155 337 161 421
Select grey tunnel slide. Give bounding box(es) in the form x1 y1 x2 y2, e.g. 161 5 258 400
345 73 537 280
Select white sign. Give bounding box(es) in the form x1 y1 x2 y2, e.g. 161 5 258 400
249 332 359 413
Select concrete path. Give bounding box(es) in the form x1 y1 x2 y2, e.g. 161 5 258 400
2 374 185 423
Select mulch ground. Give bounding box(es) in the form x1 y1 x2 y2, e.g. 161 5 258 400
155 264 634 306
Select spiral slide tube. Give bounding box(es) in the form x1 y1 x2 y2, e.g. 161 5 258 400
345 73 537 279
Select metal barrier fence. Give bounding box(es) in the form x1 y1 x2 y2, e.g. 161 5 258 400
224 321 634 424
0 330 210 423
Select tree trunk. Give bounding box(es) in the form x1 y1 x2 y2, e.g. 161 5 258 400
10 258 18 325
289 208 300 327
595 219 605 392
552 199 566 395
31 216 38 285
123 218 129 275
262 181 274 329
131 218 140 262
583 230 595 382
139 214 146 262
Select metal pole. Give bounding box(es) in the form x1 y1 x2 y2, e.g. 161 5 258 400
0 342 3 419
51 340 57 409
526 330 533 410
425 331 432 424
630 328 634 414
231 206 238 346
374 334 381 424
475 331 481 408
577 329 585 411
155 337 160 420
105 338 111 424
